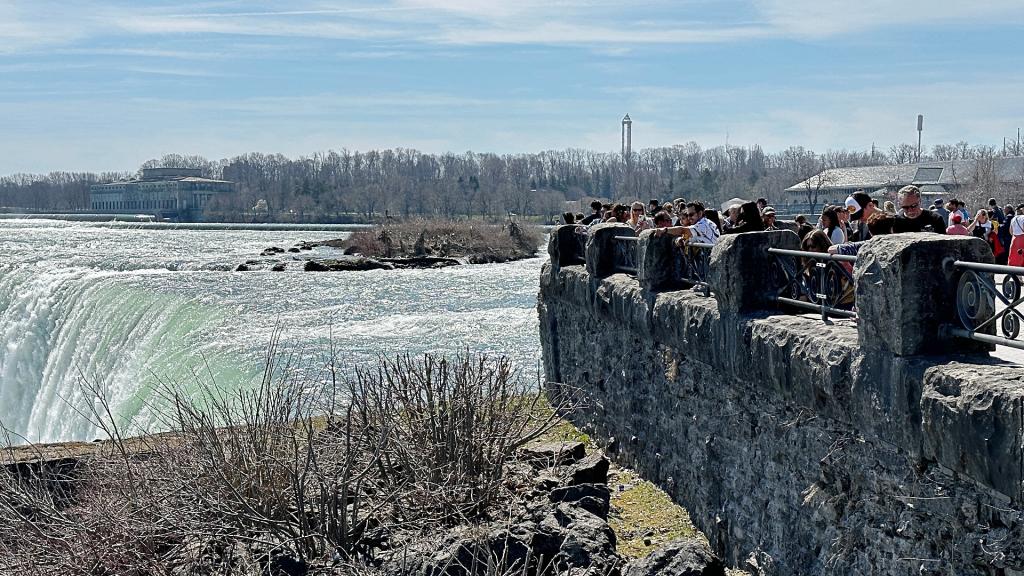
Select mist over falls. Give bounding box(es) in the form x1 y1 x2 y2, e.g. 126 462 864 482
0 220 543 444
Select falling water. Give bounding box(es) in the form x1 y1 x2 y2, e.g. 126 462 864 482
0 219 543 443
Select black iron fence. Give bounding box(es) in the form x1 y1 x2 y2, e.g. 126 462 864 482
947 261 1024 351
767 247 858 321
675 241 714 297
612 235 639 275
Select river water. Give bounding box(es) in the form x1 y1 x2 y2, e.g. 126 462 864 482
0 219 544 444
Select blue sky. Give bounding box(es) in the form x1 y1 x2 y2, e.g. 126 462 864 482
1 0 1022 174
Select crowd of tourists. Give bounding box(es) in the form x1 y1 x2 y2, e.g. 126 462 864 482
561 197 781 248
562 186 1024 267
823 187 1024 266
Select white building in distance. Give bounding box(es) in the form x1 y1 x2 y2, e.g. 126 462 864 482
784 157 1024 209
90 168 235 221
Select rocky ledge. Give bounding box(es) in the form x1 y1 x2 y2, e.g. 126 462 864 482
380 441 726 576
2 438 726 576
235 221 541 272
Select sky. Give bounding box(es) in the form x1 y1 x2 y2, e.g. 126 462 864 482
1 0 1022 174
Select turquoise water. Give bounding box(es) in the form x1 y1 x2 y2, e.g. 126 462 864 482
0 220 544 443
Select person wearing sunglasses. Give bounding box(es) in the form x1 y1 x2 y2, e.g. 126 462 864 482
653 201 721 245
627 201 654 231
893 185 946 234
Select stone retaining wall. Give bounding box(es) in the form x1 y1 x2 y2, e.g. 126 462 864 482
539 225 1024 575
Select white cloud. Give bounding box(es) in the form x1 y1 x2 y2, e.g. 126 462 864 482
753 0 1024 37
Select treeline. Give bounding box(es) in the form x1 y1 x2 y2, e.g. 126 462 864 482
0 140 1015 221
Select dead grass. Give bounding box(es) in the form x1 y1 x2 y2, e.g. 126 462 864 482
608 469 701 559
529 407 705 562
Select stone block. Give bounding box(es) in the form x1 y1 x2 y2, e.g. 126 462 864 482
920 362 1024 501
855 234 994 356
709 230 800 315
549 224 587 272
636 229 678 292
586 223 634 277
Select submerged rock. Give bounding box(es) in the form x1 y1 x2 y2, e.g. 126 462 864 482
303 257 394 272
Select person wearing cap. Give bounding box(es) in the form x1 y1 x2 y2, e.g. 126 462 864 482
761 206 778 230
893 186 946 234
844 191 879 242
932 198 950 226
946 213 969 235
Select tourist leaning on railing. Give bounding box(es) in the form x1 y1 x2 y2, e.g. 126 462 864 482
652 201 721 245
828 212 897 257
652 210 673 228
803 230 856 310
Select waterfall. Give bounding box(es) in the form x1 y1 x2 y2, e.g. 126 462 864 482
0 264 257 444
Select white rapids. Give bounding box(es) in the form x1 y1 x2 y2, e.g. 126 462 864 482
0 219 544 444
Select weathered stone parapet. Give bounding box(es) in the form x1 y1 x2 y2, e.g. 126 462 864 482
636 229 677 292
920 361 1024 500
539 243 1024 574
708 230 800 315
855 234 994 356
585 223 634 278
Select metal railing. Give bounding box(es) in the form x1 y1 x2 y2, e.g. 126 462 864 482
612 235 639 274
768 247 858 321
946 261 1024 350
675 241 714 296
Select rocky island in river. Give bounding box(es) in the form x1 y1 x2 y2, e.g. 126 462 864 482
235 219 543 272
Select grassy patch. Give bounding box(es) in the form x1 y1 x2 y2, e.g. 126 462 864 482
531 398 704 561
608 469 701 559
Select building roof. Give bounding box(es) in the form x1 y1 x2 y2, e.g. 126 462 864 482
93 175 233 187
785 156 1024 193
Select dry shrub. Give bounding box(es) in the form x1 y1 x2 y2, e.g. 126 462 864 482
343 219 542 260
0 346 573 575
348 354 563 526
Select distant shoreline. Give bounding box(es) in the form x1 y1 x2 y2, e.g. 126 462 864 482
0 214 375 232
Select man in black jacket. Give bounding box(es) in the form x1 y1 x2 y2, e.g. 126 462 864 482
580 200 604 225
893 185 946 234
